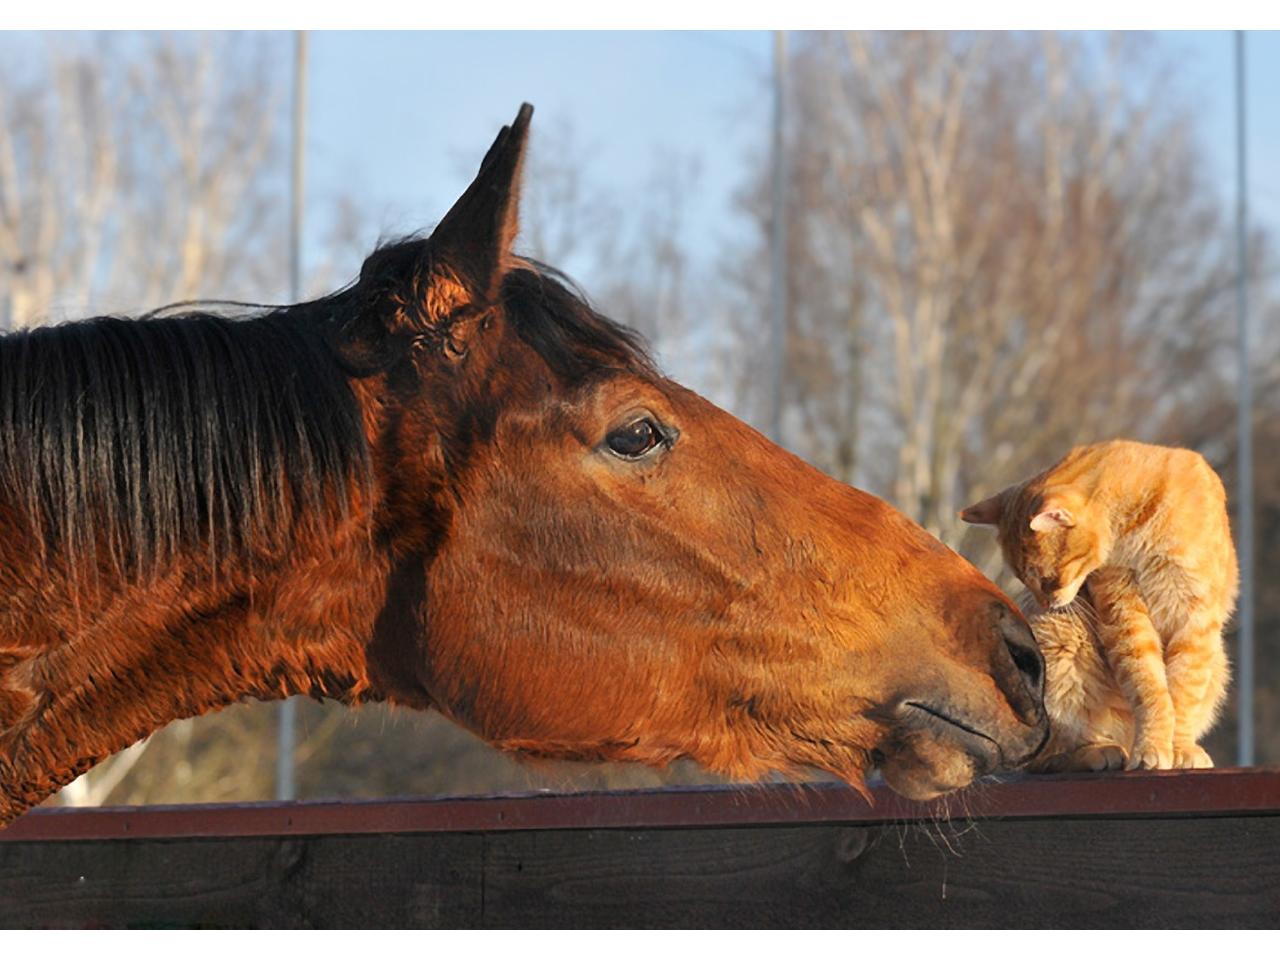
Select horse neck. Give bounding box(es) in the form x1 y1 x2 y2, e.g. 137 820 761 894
0 526 394 825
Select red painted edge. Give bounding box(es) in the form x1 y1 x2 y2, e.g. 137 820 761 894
2 767 1278 843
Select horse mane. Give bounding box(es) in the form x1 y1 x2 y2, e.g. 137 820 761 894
0 309 369 581
0 251 650 584
501 260 654 382
344 235 653 380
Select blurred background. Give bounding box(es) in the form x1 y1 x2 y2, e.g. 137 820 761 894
1 30 1276 807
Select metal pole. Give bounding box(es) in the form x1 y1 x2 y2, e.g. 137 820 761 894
290 31 308 307
276 29 308 802
766 30 788 446
1234 30 1255 768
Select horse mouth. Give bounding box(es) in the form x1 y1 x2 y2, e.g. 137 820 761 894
901 700 1002 770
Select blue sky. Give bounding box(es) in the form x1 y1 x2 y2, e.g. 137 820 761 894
301 31 1280 299
304 31 772 282
1159 31 1280 232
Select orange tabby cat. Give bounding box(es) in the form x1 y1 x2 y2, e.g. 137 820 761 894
960 439 1237 771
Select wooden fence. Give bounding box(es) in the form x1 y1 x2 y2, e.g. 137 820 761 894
1 768 1278 927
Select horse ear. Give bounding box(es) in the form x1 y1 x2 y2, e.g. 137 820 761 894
328 105 533 373
959 490 1006 526
427 103 532 305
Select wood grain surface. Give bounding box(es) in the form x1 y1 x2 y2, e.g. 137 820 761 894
2 770 1278 928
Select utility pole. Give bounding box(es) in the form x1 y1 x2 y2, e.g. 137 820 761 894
1234 29 1255 768
767 30 788 446
277 29 308 802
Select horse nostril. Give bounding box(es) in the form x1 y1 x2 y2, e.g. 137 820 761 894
988 604 1049 753
1005 634 1044 696
992 601 1046 714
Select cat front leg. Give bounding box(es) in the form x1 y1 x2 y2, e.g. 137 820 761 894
1089 566 1175 770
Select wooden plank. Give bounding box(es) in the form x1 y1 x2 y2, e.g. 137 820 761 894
5 767 1280 843
1 814 1277 927
0 833 483 928
479 816 1280 928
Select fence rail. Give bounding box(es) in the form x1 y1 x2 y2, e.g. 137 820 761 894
2 768 1278 927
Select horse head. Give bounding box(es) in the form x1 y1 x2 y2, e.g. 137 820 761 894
325 104 1047 801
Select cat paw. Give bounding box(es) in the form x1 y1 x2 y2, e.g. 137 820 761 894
1173 744 1214 769
1125 741 1174 770
1074 743 1128 772
1029 743 1128 773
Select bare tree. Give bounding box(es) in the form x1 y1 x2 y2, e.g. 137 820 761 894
592 152 705 360
733 32 1247 579
519 116 622 277
0 34 287 331
519 118 715 382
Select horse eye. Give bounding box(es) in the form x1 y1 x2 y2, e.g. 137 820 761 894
605 418 664 460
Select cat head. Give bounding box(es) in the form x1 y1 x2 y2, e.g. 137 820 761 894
960 483 1110 609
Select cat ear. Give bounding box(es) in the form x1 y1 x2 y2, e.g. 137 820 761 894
1030 506 1075 532
960 492 1005 526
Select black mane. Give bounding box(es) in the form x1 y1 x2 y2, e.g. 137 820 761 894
502 260 653 383
0 310 368 579
338 236 653 382
0 251 650 581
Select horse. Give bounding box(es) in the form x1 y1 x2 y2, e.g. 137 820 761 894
0 104 1047 825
